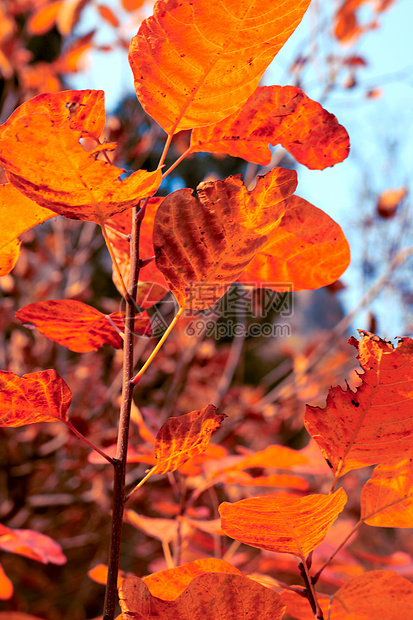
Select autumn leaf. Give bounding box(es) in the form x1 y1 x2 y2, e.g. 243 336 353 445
190 85 350 169
377 187 407 218
16 299 151 353
219 489 347 558
119 572 285 619
0 524 66 565
0 90 162 223
153 168 297 310
0 369 71 427
0 184 55 276
0 614 48 620
360 458 413 527
238 195 351 291
305 332 413 478
132 405 226 491
330 570 413 619
153 405 226 474
26 1 63 36
129 0 311 134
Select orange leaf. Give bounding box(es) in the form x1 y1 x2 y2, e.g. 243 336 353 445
16 299 151 352
305 332 413 478
0 524 66 565
119 572 285 619
219 489 347 558
239 195 350 291
141 559 241 600
105 197 169 300
0 91 162 223
377 187 407 219
153 168 297 310
0 369 71 427
190 85 349 169
1 89 106 141
0 184 56 276
152 404 226 475
56 0 92 36
97 4 119 27
26 1 63 35
361 458 413 527
330 570 413 619
280 589 330 620
129 0 311 134
0 562 13 600
124 509 178 543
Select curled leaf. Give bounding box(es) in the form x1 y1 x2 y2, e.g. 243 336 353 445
0 90 162 223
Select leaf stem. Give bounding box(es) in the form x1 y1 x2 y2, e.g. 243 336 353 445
131 306 185 385
65 421 114 465
298 561 324 619
158 133 173 170
102 205 142 620
312 519 362 584
162 147 192 180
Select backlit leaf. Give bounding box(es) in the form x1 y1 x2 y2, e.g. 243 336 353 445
152 404 226 475
0 91 162 223
239 195 350 291
141 559 242 600
0 184 55 276
0 369 71 427
119 572 285 619
361 458 413 527
305 332 413 478
16 299 151 353
129 0 311 134
190 85 349 169
56 0 92 36
0 524 66 565
219 489 347 558
330 570 413 619
377 187 407 219
153 168 297 309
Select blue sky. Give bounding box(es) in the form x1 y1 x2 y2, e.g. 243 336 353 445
70 0 413 337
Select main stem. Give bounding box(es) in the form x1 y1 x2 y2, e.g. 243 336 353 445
103 205 142 620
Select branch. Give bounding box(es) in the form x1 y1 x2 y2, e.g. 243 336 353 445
102 206 142 620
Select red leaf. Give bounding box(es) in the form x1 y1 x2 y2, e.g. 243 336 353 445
0 524 66 565
190 85 350 169
305 332 413 478
16 299 151 352
0 369 71 427
153 168 297 309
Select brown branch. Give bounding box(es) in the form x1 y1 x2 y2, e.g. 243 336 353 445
103 205 142 620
